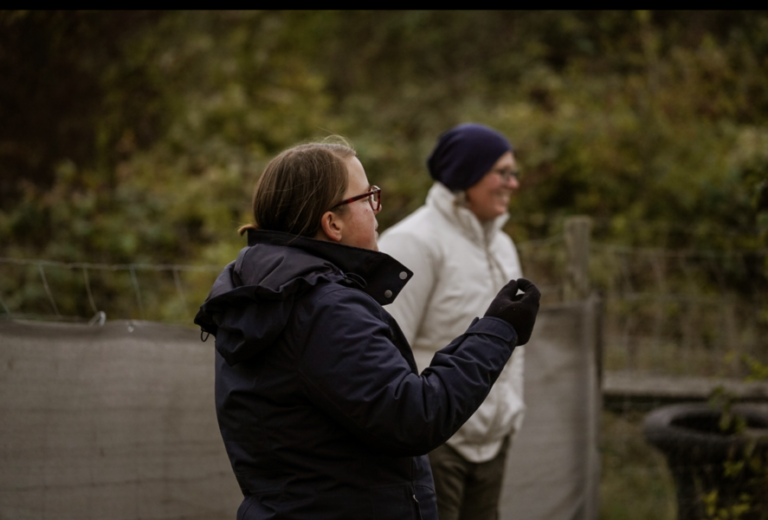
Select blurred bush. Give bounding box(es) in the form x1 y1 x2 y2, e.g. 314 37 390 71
1 11 767 314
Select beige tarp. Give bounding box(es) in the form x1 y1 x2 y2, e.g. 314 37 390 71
501 300 601 520
0 319 241 519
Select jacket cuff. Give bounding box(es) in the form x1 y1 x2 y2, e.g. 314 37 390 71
466 317 518 345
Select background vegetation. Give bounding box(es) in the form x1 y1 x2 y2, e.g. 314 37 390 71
0 10 765 319
2 10 767 341
3 11 767 261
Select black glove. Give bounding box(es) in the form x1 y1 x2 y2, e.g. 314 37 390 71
483 278 541 345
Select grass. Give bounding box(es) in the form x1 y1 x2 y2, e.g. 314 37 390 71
600 410 677 520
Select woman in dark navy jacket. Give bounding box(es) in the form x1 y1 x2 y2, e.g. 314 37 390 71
195 141 540 520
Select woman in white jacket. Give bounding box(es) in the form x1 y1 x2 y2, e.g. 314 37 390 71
378 123 524 520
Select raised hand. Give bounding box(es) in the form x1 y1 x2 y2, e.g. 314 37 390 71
483 278 541 345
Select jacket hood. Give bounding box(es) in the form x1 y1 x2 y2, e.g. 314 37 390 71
194 229 413 366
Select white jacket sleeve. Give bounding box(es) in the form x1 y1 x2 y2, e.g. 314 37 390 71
509 346 525 432
508 242 525 433
378 230 438 347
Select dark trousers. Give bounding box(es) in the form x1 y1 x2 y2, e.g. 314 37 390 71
428 436 511 520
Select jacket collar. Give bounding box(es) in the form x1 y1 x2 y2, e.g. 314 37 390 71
426 182 508 247
246 229 413 306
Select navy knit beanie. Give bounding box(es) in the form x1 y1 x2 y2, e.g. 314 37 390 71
427 123 513 191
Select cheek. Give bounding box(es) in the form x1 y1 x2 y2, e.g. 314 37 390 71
479 179 503 197
485 186 503 202
353 207 376 236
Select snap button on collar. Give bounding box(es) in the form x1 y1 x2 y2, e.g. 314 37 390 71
384 290 393 298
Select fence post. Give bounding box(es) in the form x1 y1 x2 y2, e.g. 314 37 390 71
564 216 592 302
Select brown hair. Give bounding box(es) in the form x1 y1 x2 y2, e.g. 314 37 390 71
238 141 356 237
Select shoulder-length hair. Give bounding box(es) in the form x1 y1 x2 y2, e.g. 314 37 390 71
239 140 356 238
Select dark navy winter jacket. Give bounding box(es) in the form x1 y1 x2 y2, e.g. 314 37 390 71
194 229 518 520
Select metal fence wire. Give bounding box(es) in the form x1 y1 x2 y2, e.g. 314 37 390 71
2 240 767 378
589 244 768 379
0 258 221 325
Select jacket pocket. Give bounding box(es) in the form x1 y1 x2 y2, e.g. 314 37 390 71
239 485 424 520
347 484 422 520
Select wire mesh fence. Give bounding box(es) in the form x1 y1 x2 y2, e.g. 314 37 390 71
2 237 766 376
0 258 221 325
520 238 768 379
590 244 768 379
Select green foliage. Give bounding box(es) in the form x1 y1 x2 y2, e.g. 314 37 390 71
742 354 768 382
600 411 675 520
1 10 768 319
703 489 752 520
703 364 768 520
709 386 748 434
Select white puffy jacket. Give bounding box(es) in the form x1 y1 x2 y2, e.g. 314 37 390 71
378 182 525 463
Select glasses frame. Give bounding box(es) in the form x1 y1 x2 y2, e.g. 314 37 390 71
492 169 520 183
331 185 381 212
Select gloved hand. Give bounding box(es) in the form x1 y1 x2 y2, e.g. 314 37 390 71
483 278 541 345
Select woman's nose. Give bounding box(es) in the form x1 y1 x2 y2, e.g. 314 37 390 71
504 175 519 189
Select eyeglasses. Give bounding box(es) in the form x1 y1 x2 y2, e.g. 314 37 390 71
492 169 520 183
332 185 381 212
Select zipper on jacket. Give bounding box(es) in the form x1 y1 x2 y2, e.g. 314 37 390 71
411 485 423 520
484 239 506 290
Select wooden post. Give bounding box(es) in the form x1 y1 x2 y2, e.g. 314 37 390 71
564 216 592 302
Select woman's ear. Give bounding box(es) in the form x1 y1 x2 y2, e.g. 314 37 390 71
317 210 344 243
